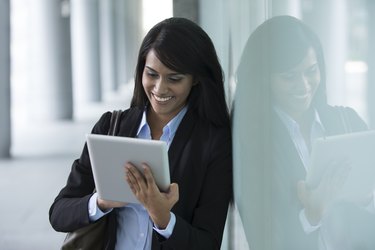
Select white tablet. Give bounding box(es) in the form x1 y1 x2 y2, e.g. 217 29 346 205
86 134 170 203
306 130 375 200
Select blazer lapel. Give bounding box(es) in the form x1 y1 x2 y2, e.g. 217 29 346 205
168 109 196 177
117 108 143 138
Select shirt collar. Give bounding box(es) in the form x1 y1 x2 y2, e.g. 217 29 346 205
136 106 188 146
273 106 326 137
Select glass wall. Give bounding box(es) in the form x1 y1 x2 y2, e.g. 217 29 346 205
206 0 375 249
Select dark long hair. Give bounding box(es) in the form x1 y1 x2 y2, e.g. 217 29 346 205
233 16 328 249
236 15 327 114
131 17 229 127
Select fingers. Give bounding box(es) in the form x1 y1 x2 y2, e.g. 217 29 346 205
125 163 144 194
97 197 127 210
297 180 307 205
142 163 157 188
167 183 179 204
125 162 159 196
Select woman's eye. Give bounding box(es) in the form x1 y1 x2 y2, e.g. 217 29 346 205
306 64 318 74
280 72 296 81
147 72 158 78
169 77 182 82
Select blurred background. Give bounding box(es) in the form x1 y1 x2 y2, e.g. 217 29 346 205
1 0 375 249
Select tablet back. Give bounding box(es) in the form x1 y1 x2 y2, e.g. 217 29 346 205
306 130 375 201
86 134 170 203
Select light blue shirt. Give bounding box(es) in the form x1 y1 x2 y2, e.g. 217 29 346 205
88 106 188 250
274 106 325 234
274 106 325 171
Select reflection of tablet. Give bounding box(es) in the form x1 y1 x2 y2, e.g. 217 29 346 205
306 130 375 200
86 134 170 203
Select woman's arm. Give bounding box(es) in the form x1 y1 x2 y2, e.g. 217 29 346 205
49 112 112 232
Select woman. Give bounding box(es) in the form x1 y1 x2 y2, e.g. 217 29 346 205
234 15 374 249
50 17 232 250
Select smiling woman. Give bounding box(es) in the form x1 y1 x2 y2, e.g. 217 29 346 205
49 17 232 250
233 15 375 250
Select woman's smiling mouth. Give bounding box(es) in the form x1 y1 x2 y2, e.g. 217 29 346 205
152 93 173 102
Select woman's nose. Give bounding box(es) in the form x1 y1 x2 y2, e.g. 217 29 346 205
295 74 311 92
153 78 168 94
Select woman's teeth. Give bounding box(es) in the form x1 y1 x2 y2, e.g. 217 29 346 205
153 94 172 102
293 93 309 99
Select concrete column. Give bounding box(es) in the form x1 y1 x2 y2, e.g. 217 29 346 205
124 0 142 86
173 0 199 23
71 0 101 103
303 0 348 106
367 0 375 128
29 0 73 120
115 0 127 87
99 0 117 93
114 0 142 88
271 0 302 18
0 0 11 158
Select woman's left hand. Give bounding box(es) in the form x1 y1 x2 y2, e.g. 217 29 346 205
125 162 179 229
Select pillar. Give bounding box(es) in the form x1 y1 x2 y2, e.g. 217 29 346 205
114 0 142 88
173 0 199 23
367 0 375 128
0 0 10 157
271 0 302 18
115 0 127 87
29 0 73 120
124 0 142 87
71 0 101 103
99 0 117 93
303 0 348 106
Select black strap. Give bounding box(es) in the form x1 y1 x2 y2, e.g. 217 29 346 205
108 110 123 136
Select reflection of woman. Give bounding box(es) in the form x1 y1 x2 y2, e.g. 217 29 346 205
50 17 232 249
234 15 373 249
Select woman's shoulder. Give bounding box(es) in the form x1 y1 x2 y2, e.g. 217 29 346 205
319 105 368 133
91 107 143 135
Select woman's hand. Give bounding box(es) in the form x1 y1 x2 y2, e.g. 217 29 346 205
125 162 179 229
97 198 127 211
297 160 351 225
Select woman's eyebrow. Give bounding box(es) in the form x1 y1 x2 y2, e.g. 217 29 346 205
145 66 157 72
145 65 184 76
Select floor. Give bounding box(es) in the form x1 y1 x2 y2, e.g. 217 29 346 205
0 88 132 250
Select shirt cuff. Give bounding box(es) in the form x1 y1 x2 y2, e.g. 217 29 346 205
153 212 176 239
299 209 321 234
88 192 112 221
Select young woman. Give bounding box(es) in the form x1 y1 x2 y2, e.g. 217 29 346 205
50 17 232 250
234 15 374 250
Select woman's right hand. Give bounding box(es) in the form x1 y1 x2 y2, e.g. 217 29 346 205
297 159 351 225
97 197 127 211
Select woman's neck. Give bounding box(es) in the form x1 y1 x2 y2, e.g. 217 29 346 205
146 109 173 140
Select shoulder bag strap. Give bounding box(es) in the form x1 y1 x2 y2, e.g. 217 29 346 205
108 110 123 136
338 107 352 133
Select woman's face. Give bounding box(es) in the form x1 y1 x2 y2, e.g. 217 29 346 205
142 49 194 121
271 47 321 118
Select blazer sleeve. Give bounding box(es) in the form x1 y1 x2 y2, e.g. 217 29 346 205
159 125 233 250
49 112 112 232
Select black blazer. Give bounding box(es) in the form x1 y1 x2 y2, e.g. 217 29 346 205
49 106 233 250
